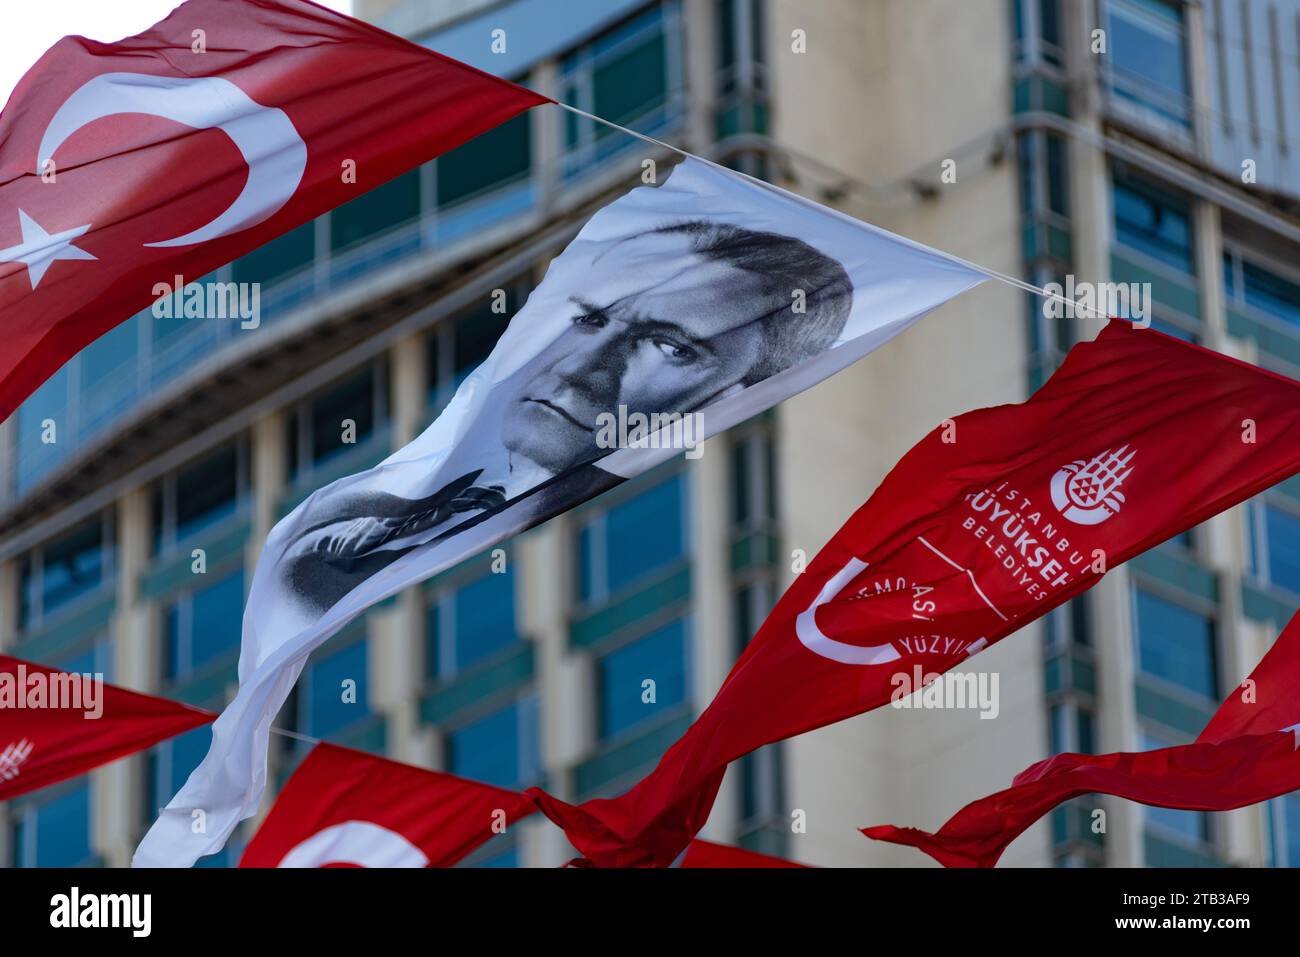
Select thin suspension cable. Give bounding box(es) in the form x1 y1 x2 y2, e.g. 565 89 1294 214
268 725 322 746
551 100 1118 323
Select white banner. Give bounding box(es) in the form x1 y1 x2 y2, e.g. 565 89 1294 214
134 157 989 866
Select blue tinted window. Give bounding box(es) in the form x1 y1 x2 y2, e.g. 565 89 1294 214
1133 589 1217 698
561 4 678 176
232 221 314 287
1241 260 1300 329
53 639 107 680
580 475 686 602
1107 0 1189 126
164 569 243 681
190 570 244 668
597 619 688 739
1265 505 1300 595
578 522 596 604
1277 794 1300 866
453 569 518 671
1113 179 1193 273
309 368 376 468
447 698 539 789
13 784 92 867
476 844 519 868
331 169 420 252
1038 0 1061 54
15 365 71 494
172 443 241 548
163 604 183 681
306 639 368 738
437 116 531 208
1150 317 1196 343
37 519 107 621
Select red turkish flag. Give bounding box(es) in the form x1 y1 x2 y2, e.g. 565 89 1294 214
240 743 536 867
0 656 213 801
529 321 1300 866
0 0 546 419
864 611 1300 867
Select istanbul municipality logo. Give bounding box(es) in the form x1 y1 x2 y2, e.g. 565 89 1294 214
0 737 33 782
1050 445 1136 525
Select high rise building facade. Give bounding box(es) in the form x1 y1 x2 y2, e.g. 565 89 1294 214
1 0 1297 868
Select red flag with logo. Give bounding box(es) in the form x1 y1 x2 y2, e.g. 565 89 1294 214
864 610 1300 867
528 320 1300 866
0 0 546 419
0 656 213 800
240 743 536 867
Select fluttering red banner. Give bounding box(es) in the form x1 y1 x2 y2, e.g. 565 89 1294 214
0 655 213 801
0 0 546 418
527 321 1300 866
241 741 806 868
863 610 1300 867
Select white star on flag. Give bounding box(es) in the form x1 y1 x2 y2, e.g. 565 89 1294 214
0 210 96 289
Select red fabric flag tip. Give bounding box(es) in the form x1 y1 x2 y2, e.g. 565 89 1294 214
0 0 547 420
863 610 1300 867
528 320 1300 866
0 656 213 801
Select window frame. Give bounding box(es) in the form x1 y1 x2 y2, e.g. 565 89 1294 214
425 563 523 682
1247 494 1300 600
159 565 246 686
592 615 693 744
559 1 686 178
575 466 691 607
17 511 115 634
152 438 250 558
1129 578 1221 704
442 690 541 791
1101 0 1193 131
288 358 390 480
296 627 373 742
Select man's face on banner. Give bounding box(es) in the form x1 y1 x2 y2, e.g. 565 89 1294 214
501 229 784 473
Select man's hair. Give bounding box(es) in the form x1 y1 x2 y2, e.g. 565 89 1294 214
653 220 853 384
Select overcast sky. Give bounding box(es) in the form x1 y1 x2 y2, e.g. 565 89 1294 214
0 0 355 108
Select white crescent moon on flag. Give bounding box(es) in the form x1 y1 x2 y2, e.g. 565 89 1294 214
37 72 307 248
277 820 430 868
795 557 901 666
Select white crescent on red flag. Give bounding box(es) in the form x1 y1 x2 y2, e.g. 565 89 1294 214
0 0 546 419
528 321 1300 866
0 656 213 801
864 610 1300 867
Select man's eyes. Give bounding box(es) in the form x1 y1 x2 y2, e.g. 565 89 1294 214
569 310 699 362
651 337 698 362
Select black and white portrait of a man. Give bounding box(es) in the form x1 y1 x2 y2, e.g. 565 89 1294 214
277 214 854 619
